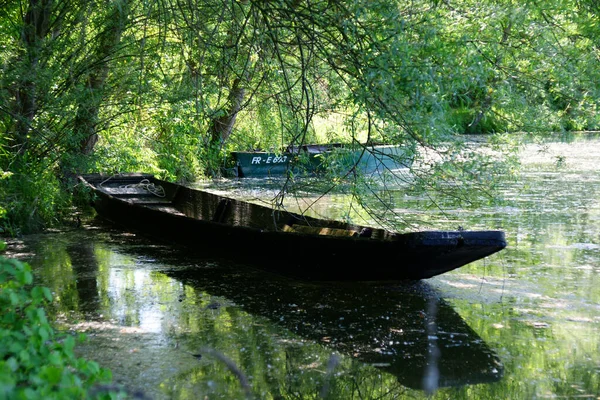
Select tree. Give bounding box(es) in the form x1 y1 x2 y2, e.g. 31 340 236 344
1 0 599 233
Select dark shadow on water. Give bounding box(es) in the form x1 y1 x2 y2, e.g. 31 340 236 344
161 264 504 390
91 221 505 391
10 221 504 394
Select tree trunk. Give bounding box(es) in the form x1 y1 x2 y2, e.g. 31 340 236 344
208 77 245 148
12 0 52 154
74 0 130 156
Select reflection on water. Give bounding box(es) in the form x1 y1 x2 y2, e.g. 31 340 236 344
9 225 502 399
6 134 600 399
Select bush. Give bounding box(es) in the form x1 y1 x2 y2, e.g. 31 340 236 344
0 167 72 236
0 243 123 399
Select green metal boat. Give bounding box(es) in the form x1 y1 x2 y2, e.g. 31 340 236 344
228 143 415 177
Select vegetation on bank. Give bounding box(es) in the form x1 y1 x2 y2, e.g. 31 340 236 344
1 0 599 234
0 242 125 399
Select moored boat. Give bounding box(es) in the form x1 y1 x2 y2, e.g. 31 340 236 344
78 173 506 281
228 142 415 177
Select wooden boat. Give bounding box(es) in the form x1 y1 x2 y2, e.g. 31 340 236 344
78 173 507 281
228 142 415 177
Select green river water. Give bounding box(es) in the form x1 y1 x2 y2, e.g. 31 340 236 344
5 134 600 399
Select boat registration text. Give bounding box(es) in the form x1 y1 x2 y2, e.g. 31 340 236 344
251 155 289 165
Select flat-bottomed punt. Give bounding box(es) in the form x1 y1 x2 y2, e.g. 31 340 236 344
79 173 506 281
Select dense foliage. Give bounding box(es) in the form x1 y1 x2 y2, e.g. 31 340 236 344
0 243 122 399
1 0 599 233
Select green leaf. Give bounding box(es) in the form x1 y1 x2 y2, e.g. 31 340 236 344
8 292 19 306
65 334 76 348
40 365 64 385
0 262 16 281
48 351 62 366
5 357 18 372
31 286 45 302
35 308 48 324
37 326 50 343
18 349 30 364
41 287 53 302
14 265 32 285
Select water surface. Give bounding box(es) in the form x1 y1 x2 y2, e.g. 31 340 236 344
6 134 600 399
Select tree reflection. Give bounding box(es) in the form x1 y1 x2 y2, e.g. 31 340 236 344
66 242 101 314
157 252 503 394
12 226 504 398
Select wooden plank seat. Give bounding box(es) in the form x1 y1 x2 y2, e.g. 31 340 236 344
283 224 359 237
101 187 154 195
101 184 166 199
142 204 186 216
123 197 173 204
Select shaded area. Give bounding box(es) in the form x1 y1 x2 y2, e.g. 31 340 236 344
7 223 503 397
160 258 504 390
76 222 505 390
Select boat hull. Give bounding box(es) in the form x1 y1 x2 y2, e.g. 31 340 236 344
79 173 506 282
230 144 415 177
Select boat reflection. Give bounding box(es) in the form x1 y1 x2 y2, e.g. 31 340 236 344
155 252 504 390
45 225 503 393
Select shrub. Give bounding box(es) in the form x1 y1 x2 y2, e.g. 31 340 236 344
0 243 123 399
